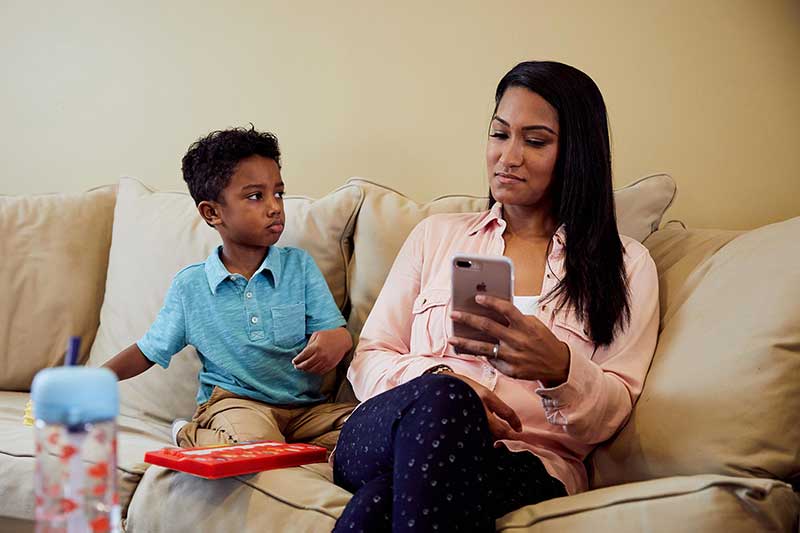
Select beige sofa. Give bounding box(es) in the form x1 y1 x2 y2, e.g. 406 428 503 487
1 174 798 532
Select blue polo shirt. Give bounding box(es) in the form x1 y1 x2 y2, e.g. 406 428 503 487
137 245 346 406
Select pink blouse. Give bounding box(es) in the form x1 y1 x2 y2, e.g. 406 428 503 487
347 203 660 494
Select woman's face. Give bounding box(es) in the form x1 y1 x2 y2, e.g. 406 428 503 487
486 86 559 208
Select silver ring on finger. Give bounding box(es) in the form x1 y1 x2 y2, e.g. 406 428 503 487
492 343 500 359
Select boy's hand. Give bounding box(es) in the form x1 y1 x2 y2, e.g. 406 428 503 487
292 328 353 375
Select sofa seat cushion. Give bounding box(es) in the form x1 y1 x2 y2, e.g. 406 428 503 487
127 462 798 533
87 178 363 425
0 391 169 524
0 186 117 390
591 217 800 488
0 392 36 523
498 475 799 532
126 462 350 532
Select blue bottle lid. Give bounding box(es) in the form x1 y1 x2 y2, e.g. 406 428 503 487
31 367 119 425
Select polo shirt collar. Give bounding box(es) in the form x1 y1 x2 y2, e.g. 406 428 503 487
204 246 282 294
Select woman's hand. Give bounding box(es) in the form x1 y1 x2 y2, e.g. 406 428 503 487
448 294 571 386
442 371 523 440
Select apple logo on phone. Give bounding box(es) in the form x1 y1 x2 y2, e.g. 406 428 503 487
476 282 487 292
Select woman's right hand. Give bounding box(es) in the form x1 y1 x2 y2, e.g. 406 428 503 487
444 371 523 440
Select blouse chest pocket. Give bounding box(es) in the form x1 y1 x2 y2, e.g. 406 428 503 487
552 306 596 360
411 288 451 356
271 303 306 348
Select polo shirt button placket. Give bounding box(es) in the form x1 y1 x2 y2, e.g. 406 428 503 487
248 312 265 340
244 282 264 340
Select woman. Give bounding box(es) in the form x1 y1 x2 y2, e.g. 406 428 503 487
332 61 659 532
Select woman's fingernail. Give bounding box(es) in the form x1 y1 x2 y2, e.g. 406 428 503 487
475 294 486 303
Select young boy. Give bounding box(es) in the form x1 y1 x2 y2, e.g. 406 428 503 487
104 126 355 451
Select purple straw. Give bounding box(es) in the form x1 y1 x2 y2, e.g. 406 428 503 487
65 336 81 366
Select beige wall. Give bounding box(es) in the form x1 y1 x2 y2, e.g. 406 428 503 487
1 0 798 230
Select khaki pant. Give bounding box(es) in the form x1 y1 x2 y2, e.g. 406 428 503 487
177 386 356 453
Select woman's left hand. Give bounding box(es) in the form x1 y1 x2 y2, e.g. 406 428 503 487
448 294 571 386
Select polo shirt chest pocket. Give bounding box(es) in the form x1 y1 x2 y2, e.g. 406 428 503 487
271 303 306 348
410 288 451 355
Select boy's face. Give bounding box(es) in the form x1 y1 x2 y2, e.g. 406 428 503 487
201 155 285 249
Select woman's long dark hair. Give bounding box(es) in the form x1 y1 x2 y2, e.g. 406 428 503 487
489 61 630 346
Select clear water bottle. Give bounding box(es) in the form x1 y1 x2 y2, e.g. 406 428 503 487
31 367 120 533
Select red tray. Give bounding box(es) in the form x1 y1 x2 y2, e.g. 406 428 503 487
144 440 327 479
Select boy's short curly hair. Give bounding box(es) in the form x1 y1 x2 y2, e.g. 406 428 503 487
181 125 281 205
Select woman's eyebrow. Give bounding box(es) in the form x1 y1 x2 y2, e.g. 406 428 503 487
492 115 558 136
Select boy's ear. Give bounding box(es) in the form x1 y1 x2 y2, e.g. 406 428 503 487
198 200 222 227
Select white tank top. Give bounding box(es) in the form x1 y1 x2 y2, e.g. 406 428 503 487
513 295 540 316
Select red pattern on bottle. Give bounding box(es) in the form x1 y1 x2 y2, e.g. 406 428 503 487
90 515 110 532
60 498 78 513
61 444 78 461
87 462 108 478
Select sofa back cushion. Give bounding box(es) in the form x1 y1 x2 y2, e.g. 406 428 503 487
590 217 800 488
87 178 362 423
0 186 117 390
338 173 676 400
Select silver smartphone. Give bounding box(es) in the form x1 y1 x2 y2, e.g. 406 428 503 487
451 254 515 347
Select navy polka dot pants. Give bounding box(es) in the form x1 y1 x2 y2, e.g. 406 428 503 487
332 374 566 532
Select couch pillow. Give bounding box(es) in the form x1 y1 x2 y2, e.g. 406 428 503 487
640 222 743 324
87 178 362 423
614 173 676 242
590 217 800 488
337 174 676 401
0 186 117 390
